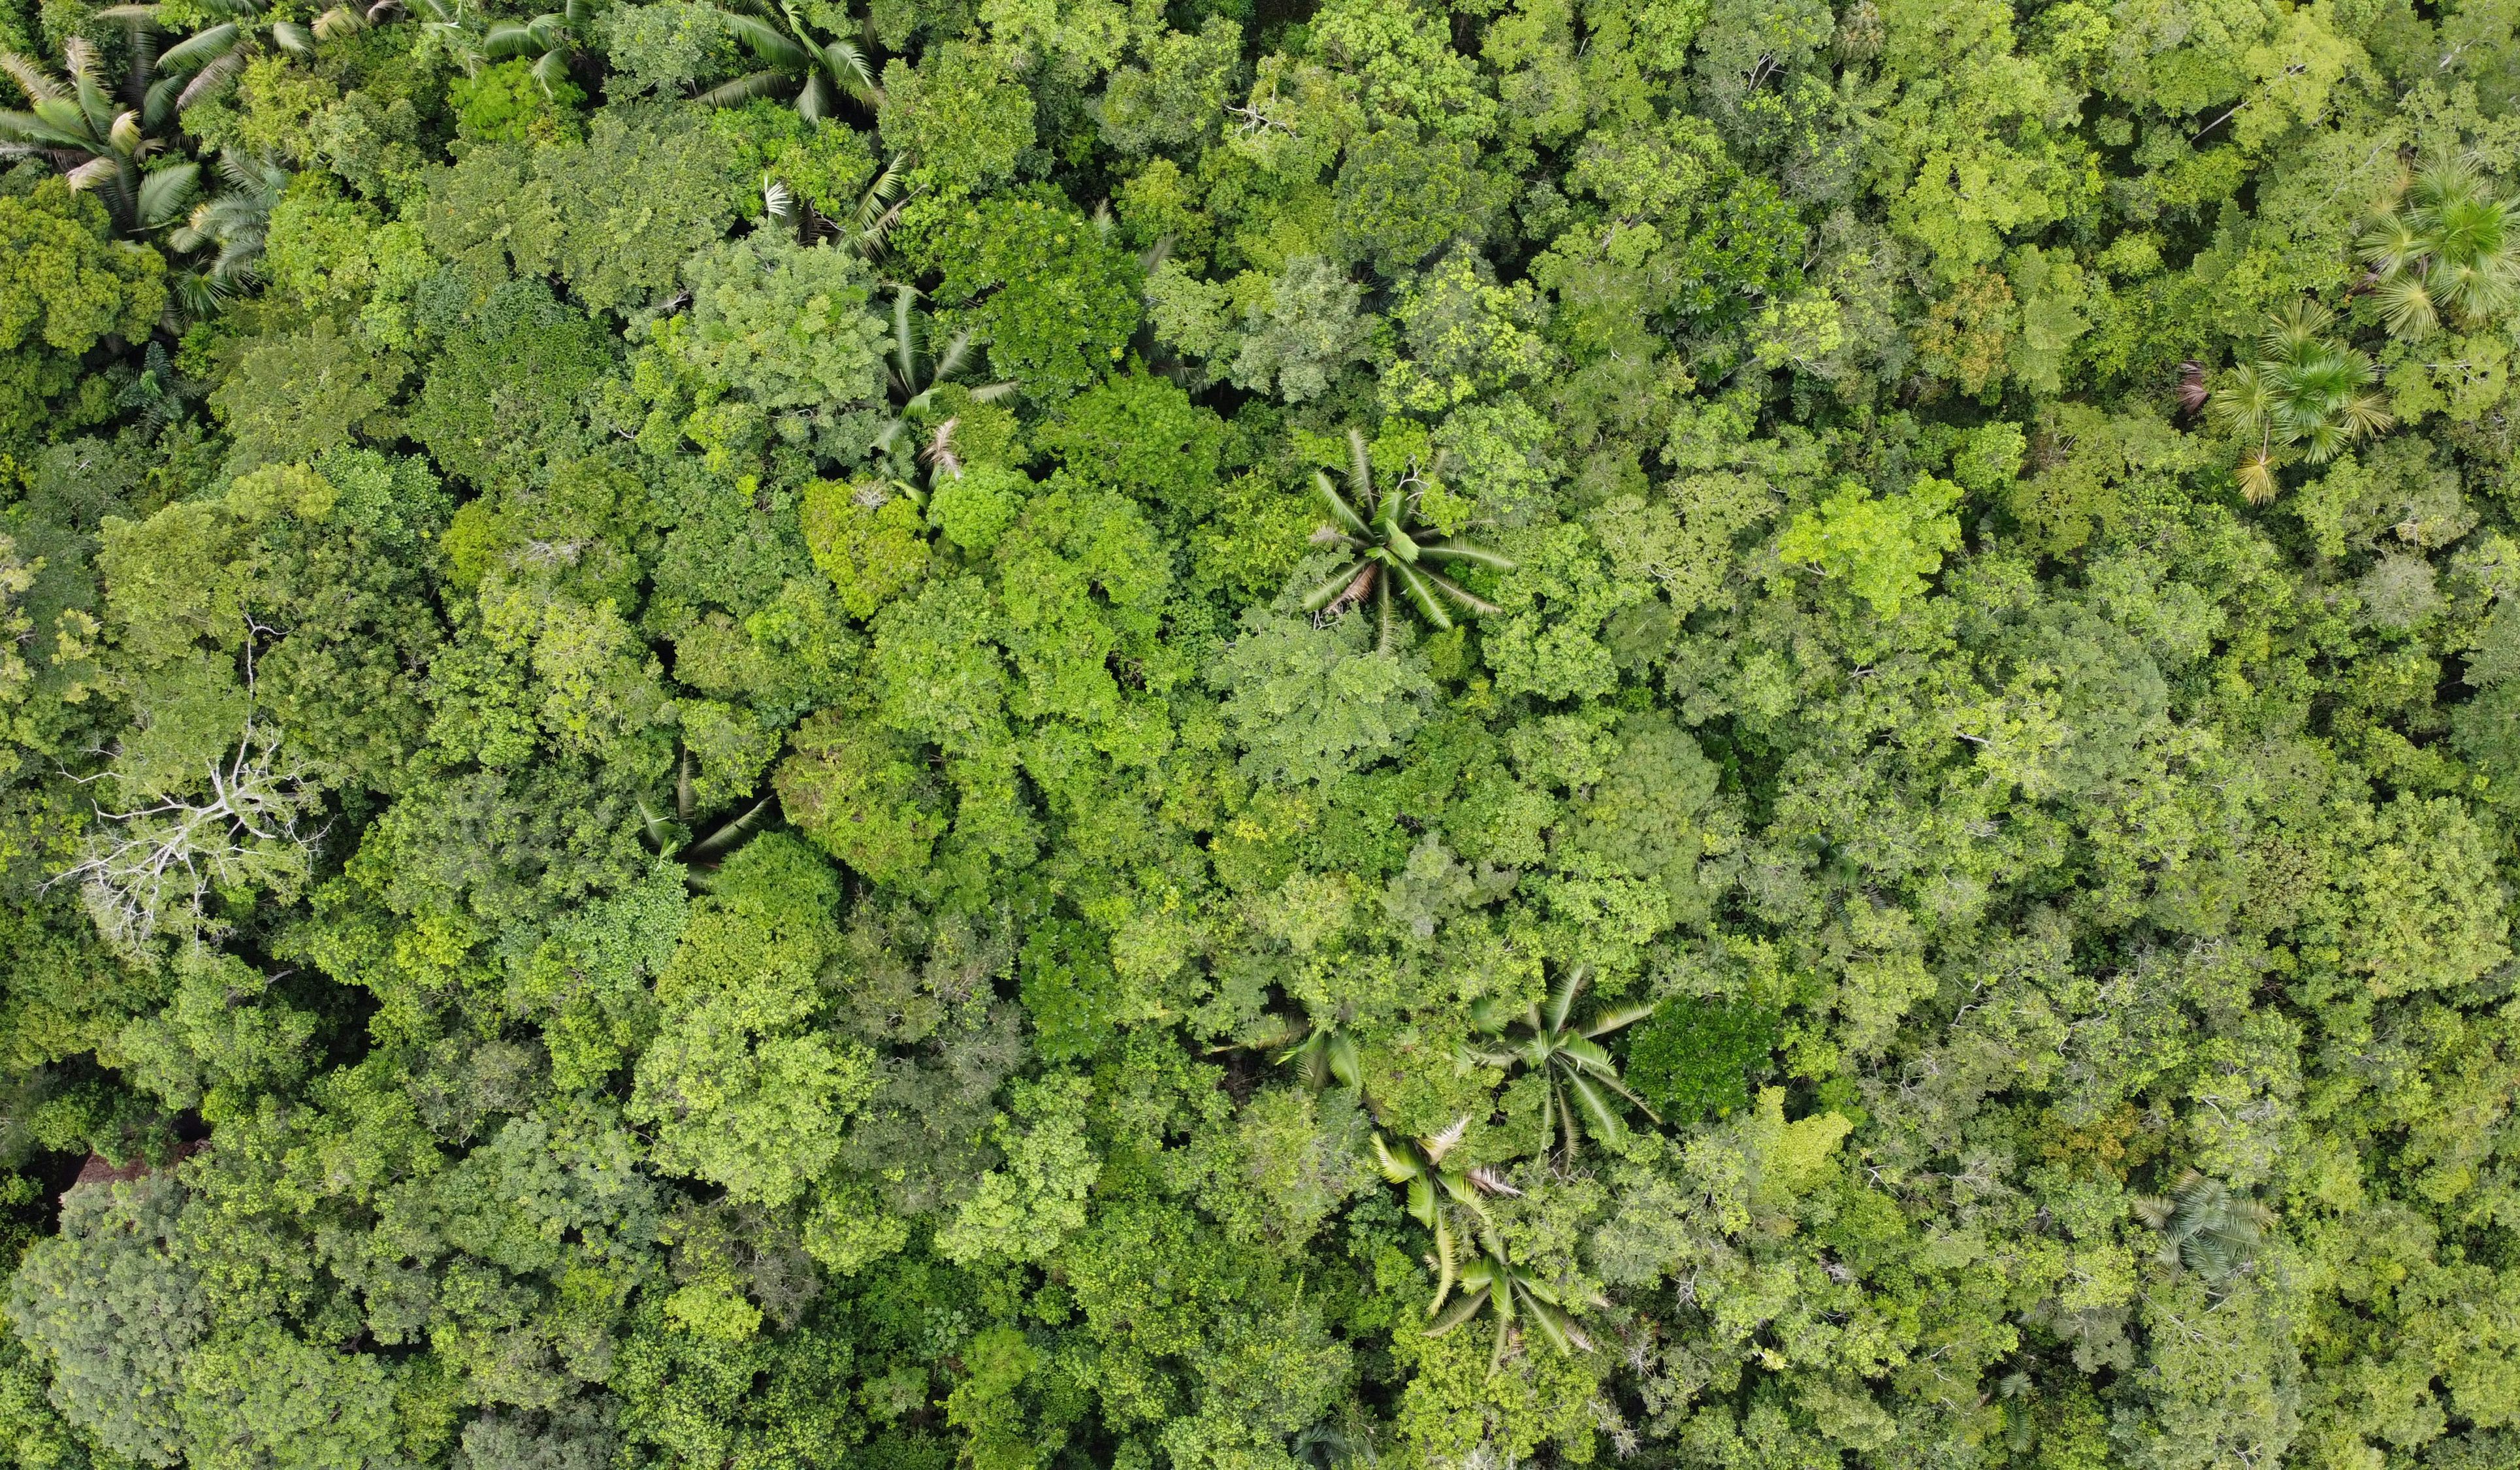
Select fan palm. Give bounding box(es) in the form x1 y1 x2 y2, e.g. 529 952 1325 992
2208 301 2392 503
0 33 201 236
2359 154 2520 339
2131 1169 2276 1282
1460 967 1661 1156
695 0 879 122
1300 429 1515 652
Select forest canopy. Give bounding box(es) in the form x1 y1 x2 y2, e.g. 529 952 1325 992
3 0 2520 1466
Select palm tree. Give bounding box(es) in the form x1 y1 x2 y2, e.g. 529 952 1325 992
2131 1170 2276 1282
112 341 199 433
2208 301 2392 503
0 34 201 236
1372 1119 1517 1314
1214 1009 1365 1092
695 0 879 123
1376 1120 1602 1369
102 0 314 110
869 284 1016 489
167 151 289 312
415 0 590 95
2360 154 2520 340
637 750 775 883
481 0 596 98
1459 967 1661 1156
1425 1240 1604 1371
1300 429 1515 652
311 0 408 44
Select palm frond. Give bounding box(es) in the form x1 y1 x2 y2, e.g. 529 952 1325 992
0 51 65 102
820 35 876 99
174 48 247 111
684 795 773 864
693 69 792 108
133 160 199 230
1312 468 1374 540
720 12 811 68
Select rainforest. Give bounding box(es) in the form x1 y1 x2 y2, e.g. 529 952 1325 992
1 0 2519 1465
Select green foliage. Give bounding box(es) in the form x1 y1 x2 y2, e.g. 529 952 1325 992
5 1178 202 1466
2361 154 2520 340
915 192 1142 400
927 461 1025 553
1331 128 1493 279
1626 994 1778 1122
1462 968 1659 1154
801 478 929 618
16 7 2520 1469
0 178 166 441
410 278 615 491
1775 474 1965 615
775 708 945 884
636 231 886 465
449 58 585 145
877 41 1033 193
1209 610 1434 787
628 833 876 1207
1296 427 1516 648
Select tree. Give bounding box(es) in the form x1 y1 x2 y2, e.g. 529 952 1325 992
773 708 945 884
1221 256 1376 404
913 191 1141 401
0 33 203 236
2208 300 2392 502
54 715 327 957
1299 429 1515 651
627 833 877 1207
693 0 878 123
5 1177 205 1467
1208 608 1436 786
1774 473 1963 615
1625 995 1778 1123
2360 154 2520 340
0 174 167 439
1459 968 1660 1156
1372 1120 1598 1370
635 230 888 466
635 749 775 875
875 41 1031 193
